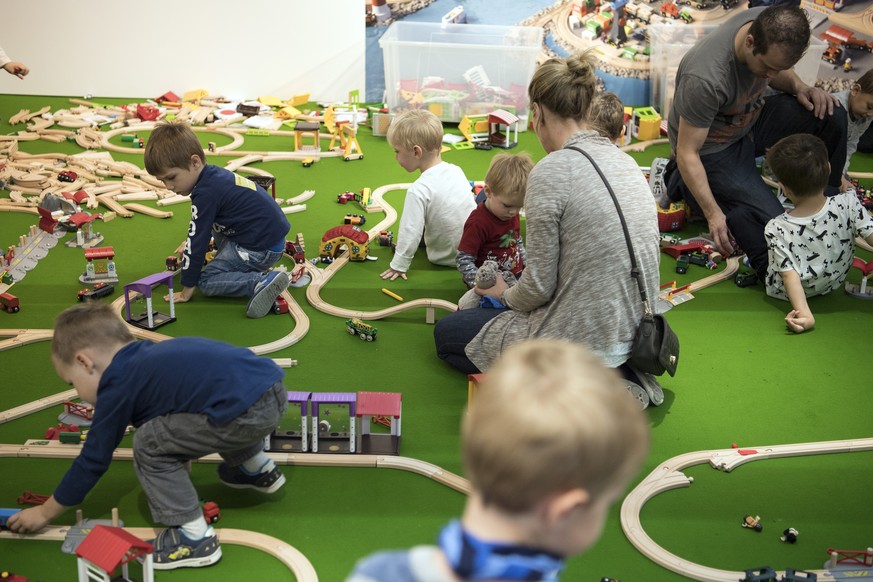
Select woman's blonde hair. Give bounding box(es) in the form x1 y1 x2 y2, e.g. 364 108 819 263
528 50 599 122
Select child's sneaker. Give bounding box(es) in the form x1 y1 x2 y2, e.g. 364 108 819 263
151 526 221 570
246 271 290 319
624 381 650 410
218 462 286 493
649 157 670 206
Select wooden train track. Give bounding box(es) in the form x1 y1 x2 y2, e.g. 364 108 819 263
304 183 458 323
0 525 318 582
620 437 873 581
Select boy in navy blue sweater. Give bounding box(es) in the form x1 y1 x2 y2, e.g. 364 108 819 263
7 303 289 570
144 120 291 318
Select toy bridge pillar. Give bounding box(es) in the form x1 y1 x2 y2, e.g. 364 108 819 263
310 392 356 453
288 391 311 452
123 272 176 331
356 391 402 455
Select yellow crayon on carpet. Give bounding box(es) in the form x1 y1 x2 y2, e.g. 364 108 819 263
381 288 404 302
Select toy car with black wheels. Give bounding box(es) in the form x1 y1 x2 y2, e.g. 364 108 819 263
346 317 377 341
735 271 758 287
77 282 114 302
675 255 689 274
272 296 290 315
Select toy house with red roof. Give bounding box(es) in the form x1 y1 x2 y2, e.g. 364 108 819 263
75 525 154 582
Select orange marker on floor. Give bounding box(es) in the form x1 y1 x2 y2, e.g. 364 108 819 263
381 288 403 302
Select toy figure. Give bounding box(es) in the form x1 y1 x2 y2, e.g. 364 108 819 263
780 527 798 543
742 514 763 531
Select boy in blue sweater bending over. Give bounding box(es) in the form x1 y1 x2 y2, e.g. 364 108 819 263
144 120 291 318
7 303 289 570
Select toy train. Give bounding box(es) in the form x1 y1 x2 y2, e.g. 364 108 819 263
0 508 21 528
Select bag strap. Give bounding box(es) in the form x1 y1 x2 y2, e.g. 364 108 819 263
564 145 652 314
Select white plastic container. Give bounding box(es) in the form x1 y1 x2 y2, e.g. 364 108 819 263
379 21 543 124
650 21 827 120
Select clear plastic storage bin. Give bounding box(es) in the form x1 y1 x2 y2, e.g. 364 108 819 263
379 21 543 124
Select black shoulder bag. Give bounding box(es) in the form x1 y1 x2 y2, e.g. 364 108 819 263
565 145 679 377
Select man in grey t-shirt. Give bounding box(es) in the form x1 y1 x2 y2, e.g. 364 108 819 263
665 6 847 279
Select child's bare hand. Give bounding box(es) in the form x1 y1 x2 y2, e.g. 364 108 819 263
6 506 49 534
785 309 814 333
3 61 29 79
380 268 407 281
475 276 508 299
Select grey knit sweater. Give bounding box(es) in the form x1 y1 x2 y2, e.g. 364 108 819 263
465 131 661 371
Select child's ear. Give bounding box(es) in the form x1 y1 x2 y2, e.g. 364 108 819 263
74 350 96 372
412 145 423 159
851 83 861 96
190 154 204 170
545 488 590 525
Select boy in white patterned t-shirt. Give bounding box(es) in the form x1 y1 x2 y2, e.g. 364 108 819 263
764 134 873 333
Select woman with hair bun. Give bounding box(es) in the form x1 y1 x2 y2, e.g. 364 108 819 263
434 51 664 406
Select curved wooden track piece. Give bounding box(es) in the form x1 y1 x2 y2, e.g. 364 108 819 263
621 437 873 581
0 526 318 582
686 255 741 293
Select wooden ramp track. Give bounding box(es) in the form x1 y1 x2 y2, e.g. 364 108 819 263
0 525 318 582
620 437 873 581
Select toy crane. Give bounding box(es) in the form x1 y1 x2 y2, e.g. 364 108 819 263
324 105 364 161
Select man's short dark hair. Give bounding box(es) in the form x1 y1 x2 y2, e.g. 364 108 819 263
749 5 810 64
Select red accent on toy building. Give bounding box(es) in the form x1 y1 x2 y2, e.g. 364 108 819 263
37 207 58 234
84 246 115 261
75 524 154 573
67 212 101 229
64 401 95 420
155 91 180 104
135 104 160 121
826 547 873 566
63 190 89 205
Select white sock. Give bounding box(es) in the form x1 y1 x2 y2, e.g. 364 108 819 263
180 517 213 540
241 453 275 475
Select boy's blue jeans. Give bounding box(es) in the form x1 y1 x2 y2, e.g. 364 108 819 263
434 308 506 374
198 231 284 297
132 382 287 526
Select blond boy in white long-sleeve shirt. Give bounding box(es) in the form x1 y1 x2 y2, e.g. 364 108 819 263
380 110 475 281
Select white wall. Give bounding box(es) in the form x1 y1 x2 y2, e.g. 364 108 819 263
0 0 365 102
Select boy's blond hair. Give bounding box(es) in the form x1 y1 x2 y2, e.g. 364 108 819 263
485 153 534 208
52 303 135 365
589 92 626 142
463 340 649 513
386 109 444 153
143 119 206 176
